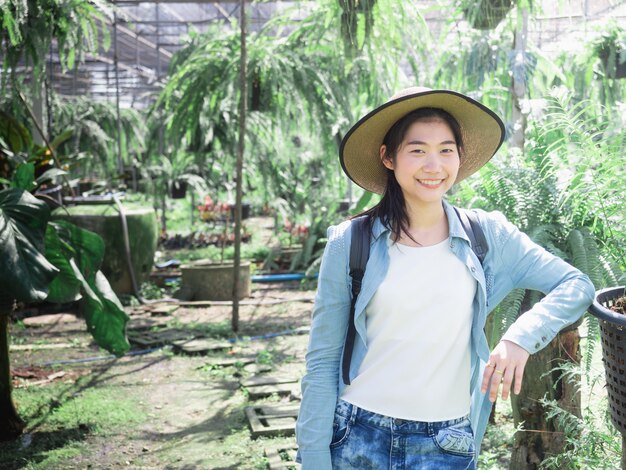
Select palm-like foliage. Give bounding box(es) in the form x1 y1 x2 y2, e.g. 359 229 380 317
51 96 147 182
0 0 113 89
152 0 431 231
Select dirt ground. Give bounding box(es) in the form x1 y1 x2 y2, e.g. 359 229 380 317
7 282 314 469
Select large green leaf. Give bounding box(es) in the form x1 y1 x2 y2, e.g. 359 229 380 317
0 110 31 153
82 271 130 357
0 188 58 303
51 220 104 283
44 224 82 304
48 220 129 356
10 162 35 191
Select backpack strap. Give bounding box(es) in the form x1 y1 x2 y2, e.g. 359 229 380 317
342 217 370 385
453 207 488 265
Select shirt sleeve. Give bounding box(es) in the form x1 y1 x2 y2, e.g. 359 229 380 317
493 214 595 353
296 222 352 469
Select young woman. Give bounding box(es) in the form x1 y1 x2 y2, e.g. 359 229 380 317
295 87 595 469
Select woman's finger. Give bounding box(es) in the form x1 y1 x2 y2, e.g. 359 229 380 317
489 367 504 402
500 367 515 400
481 362 496 394
513 361 526 395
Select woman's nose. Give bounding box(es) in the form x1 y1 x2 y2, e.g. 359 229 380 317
422 153 442 172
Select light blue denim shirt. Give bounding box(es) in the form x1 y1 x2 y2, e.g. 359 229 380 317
296 200 595 469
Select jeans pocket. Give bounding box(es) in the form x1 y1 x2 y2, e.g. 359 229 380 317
433 418 475 457
329 407 352 448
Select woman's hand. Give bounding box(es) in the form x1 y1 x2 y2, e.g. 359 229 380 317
481 340 530 402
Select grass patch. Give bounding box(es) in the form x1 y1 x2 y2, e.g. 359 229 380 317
0 375 147 469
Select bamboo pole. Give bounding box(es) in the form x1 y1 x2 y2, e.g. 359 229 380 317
232 0 247 333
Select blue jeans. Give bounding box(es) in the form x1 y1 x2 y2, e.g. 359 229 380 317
330 399 476 470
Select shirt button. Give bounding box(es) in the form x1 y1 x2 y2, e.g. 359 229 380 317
535 343 541 350
541 336 547 342
470 267 476 273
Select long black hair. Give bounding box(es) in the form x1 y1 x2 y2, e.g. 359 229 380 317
356 107 464 244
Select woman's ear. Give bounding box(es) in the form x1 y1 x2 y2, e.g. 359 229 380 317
380 145 393 170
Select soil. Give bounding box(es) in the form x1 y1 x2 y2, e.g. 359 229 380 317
610 296 626 315
6 283 313 469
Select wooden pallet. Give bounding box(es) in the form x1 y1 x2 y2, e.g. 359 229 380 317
204 355 256 368
264 444 300 469
172 337 232 355
127 328 196 348
240 375 299 399
245 404 299 438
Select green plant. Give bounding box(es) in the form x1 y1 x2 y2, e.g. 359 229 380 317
145 150 207 233
51 96 147 183
448 87 623 464
591 22 626 80
458 0 516 30
538 365 622 469
0 0 113 89
256 349 274 366
154 0 432 231
0 151 130 441
0 108 73 194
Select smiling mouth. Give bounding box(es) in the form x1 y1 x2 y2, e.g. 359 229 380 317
417 179 445 187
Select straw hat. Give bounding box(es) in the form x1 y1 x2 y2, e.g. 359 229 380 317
339 87 505 194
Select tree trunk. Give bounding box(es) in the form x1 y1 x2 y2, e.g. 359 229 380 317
0 307 25 441
509 293 581 469
510 9 528 151
232 0 247 333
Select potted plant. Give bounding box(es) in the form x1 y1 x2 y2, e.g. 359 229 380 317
460 0 514 30
177 197 251 301
593 25 626 79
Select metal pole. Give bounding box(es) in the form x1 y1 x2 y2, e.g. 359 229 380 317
232 0 247 333
113 12 125 178
156 1 167 232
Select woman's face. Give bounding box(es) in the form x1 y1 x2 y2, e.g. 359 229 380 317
380 118 460 208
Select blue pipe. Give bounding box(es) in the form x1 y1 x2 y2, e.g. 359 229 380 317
251 272 318 282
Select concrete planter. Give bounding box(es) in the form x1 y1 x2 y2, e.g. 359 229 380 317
180 260 251 301
52 203 159 296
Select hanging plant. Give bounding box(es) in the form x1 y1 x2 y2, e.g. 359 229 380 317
337 0 377 57
0 0 113 89
593 24 626 80
461 0 514 30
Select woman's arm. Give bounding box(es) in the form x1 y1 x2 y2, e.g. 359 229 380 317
296 221 352 470
481 213 595 400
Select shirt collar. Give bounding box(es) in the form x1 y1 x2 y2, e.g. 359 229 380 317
443 200 470 243
369 200 470 243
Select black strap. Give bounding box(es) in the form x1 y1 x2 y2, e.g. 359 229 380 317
454 207 488 265
342 217 370 385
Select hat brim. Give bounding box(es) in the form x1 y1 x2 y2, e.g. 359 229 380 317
339 89 505 195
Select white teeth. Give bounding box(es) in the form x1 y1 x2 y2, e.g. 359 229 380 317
418 179 443 186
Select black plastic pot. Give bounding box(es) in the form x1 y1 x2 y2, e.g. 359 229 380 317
230 202 251 220
588 286 626 468
599 49 626 79
170 180 188 199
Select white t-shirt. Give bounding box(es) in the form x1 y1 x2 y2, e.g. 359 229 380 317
341 238 476 421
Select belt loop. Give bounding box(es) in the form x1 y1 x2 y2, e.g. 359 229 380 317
349 401 358 425
427 422 434 437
